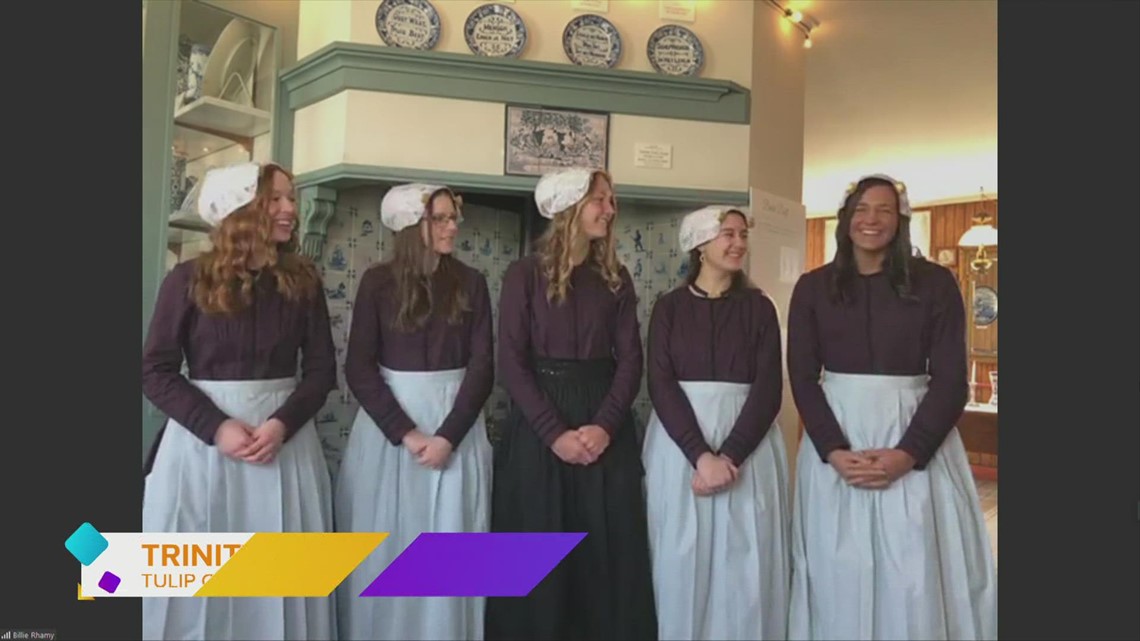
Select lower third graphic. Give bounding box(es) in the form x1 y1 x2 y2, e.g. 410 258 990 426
64 522 583 598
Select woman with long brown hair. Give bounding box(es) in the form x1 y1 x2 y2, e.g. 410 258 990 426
643 205 790 640
786 174 997 640
484 168 657 641
336 183 494 641
141 161 338 640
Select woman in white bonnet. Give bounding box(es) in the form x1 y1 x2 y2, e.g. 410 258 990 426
335 183 494 641
141 161 338 640
485 167 657 640
643 205 791 640
787 174 997 640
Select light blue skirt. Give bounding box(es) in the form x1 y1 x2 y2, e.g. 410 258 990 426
334 367 492 641
143 377 336 641
788 371 998 640
643 380 792 640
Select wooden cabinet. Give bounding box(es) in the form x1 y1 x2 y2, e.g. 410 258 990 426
962 247 998 405
959 246 997 472
958 404 998 479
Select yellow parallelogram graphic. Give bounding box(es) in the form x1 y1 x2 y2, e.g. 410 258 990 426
78 582 94 600
194 532 387 598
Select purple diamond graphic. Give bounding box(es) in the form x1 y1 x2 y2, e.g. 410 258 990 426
98 571 121 594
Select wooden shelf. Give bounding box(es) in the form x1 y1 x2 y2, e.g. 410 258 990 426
175 96 271 140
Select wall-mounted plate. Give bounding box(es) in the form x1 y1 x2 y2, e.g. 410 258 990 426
464 3 527 58
973 285 998 326
647 24 704 77
562 14 622 68
375 0 441 50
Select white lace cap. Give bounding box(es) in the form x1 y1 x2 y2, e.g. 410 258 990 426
533 167 610 219
679 205 753 252
179 161 287 227
380 183 461 232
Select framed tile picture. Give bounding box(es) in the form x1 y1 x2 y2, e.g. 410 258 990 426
504 104 610 177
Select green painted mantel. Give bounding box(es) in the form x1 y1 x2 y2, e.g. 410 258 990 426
273 42 752 260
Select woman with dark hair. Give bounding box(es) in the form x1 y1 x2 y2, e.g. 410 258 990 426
786 174 997 640
485 167 657 641
336 183 494 641
643 205 790 640
142 161 338 640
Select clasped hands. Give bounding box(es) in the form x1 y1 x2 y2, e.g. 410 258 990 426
215 418 288 464
691 452 740 497
402 430 454 470
551 425 611 465
827 448 916 489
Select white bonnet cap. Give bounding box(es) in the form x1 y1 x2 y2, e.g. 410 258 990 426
380 183 461 232
193 161 285 227
679 205 753 252
533 167 611 219
841 173 912 218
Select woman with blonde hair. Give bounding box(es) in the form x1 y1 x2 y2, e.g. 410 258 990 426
484 168 657 641
336 183 494 640
141 161 338 640
643 205 790 640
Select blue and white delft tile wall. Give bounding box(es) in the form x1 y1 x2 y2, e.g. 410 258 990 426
313 187 694 471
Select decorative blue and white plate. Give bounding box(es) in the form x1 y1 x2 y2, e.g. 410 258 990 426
375 0 441 50
562 14 622 69
973 285 998 326
647 24 704 77
464 3 527 58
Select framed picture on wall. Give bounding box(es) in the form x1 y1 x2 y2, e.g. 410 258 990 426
504 104 610 177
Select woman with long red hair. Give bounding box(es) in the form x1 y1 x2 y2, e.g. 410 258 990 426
141 161 338 640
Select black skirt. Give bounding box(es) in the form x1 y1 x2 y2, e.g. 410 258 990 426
485 358 658 641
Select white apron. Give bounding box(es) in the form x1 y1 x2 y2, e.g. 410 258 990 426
334 367 492 641
643 381 792 641
788 371 998 641
142 378 336 641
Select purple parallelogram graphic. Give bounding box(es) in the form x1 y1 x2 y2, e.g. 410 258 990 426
99 571 122 594
360 532 585 597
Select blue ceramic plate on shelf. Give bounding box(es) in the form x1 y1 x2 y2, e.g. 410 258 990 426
375 0 441 50
647 24 704 77
562 14 623 69
973 285 998 326
464 3 528 58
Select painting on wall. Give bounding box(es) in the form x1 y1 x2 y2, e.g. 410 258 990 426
504 105 609 176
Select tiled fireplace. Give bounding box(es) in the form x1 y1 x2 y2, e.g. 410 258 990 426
312 185 697 472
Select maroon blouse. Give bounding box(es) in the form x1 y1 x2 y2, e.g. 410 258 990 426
141 260 338 444
648 285 783 467
787 260 969 469
344 259 494 447
497 254 643 447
